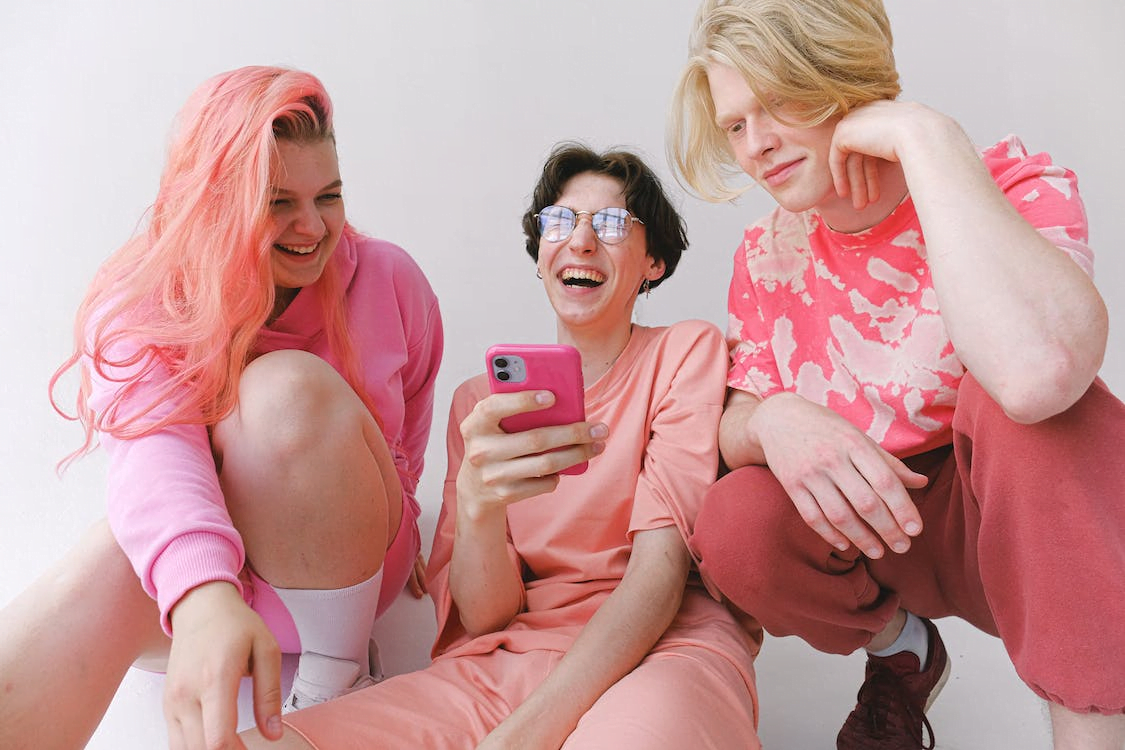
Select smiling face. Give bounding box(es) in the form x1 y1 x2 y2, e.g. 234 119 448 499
537 172 664 342
707 62 851 219
267 138 345 295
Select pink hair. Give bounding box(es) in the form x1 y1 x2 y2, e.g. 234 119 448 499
51 66 374 466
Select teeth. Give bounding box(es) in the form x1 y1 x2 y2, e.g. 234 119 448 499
561 268 606 283
277 243 318 255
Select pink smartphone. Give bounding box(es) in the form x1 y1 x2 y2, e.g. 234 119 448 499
485 343 588 475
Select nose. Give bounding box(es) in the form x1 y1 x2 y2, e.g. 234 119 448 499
293 201 326 238
566 213 597 254
742 116 780 159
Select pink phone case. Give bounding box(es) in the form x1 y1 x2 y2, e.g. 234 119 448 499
485 344 588 475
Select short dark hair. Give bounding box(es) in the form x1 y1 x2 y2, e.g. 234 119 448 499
522 142 687 292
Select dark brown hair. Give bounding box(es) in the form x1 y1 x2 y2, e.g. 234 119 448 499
522 142 687 292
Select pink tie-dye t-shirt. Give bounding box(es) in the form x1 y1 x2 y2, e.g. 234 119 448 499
726 136 1093 457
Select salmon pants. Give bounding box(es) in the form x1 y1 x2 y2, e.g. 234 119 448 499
283 644 760 749
692 374 1125 714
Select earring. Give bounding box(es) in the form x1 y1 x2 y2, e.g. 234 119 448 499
642 279 651 298
536 268 543 279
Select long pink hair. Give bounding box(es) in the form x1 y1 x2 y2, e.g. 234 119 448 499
51 66 371 465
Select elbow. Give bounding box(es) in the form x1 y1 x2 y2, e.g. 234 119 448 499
991 343 1104 425
454 590 523 639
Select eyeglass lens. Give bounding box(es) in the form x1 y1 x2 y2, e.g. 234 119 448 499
537 206 633 244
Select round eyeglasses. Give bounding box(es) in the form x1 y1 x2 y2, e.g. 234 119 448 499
535 205 644 245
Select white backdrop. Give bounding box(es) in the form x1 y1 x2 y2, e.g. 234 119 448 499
1 2 1121 748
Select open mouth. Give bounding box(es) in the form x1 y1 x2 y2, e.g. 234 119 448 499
561 268 606 288
275 242 319 256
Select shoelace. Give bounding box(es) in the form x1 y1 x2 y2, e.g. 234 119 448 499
854 664 936 750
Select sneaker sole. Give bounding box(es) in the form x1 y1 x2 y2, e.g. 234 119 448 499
924 654 952 712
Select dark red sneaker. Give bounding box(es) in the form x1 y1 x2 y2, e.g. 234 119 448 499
836 618 951 750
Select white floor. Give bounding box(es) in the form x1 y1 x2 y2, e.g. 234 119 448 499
85 598 1052 749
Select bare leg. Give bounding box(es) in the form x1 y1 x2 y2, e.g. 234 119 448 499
0 520 169 750
865 608 907 652
212 349 402 589
1049 703 1125 750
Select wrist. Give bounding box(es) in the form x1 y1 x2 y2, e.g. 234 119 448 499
169 580 242 631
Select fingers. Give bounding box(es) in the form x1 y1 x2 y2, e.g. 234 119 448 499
784 449 925 558
250 635 283 741
199 674 247 750
845 151 868 209
829 143 851 198
787 485 854 552
843 450 925 555
408 552 428 597
801 475 891 557
466 390 555 434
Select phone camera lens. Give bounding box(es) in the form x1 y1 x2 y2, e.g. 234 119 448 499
497 371 510 381
494 357 509 368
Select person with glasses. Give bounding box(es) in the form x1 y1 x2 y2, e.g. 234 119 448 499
244 142 764 749
669 1 1125 748
0 66 442 750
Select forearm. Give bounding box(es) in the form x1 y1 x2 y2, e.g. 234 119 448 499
447 502 523 637
497 527 689 746
897 111 1107 418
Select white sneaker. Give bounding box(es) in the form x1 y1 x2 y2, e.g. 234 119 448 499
282 639 384 713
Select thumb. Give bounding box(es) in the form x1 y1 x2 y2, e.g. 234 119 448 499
250 634 284 739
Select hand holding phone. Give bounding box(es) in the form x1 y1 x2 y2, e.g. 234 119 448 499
486 344 588 475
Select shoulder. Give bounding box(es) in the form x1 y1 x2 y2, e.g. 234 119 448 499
351 233 436 295
347 232 442 335
660 318 724 347
738 206 810 257
638 320 726 373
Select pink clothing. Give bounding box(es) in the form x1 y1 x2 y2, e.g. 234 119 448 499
90 231 443 632
284 321 763 748
727 136 1091 457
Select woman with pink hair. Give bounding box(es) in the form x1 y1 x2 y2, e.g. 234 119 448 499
0 66 442 749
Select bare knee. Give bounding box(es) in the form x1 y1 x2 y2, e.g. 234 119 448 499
215 350 369 466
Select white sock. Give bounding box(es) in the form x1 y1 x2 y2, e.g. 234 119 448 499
272 570 382 672
869 610 929 666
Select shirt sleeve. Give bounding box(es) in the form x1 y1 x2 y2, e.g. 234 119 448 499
88 338 244 636
395 280 443 509
628 321 726 553
986 135 1093 277
726 226 785 398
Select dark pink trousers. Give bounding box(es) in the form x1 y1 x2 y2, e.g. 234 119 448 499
691 374 1125 714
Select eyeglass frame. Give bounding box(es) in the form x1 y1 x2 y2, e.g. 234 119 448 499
534 205 645 245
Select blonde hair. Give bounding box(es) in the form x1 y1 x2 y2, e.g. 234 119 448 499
669 0 901 201
52 66 371 465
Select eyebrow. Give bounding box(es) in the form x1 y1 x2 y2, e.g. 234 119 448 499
272 179 343 195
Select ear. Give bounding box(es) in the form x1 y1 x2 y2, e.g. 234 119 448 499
646 256 666 282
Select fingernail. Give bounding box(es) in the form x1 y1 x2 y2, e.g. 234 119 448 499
866 547 883 559
591 441 606 455
269 715 282 735
835 542 850 552
905 522 921 535
535 391 553 404
589 423 608 439
892 541 909 554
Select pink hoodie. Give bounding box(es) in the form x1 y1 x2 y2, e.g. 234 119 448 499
90 233 443 632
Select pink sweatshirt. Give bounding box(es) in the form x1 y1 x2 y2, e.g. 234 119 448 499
89 231 443 632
